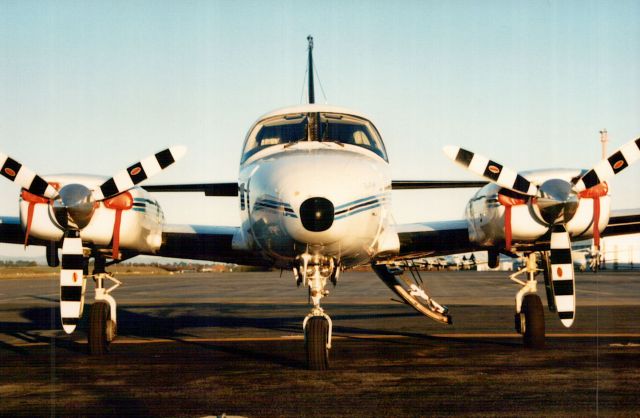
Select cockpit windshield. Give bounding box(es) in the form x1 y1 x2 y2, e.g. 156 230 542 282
241 112 387 163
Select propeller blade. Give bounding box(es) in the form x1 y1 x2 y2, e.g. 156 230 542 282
93 145 186 200
59 230 86 334
549 225 576 328
443 146 537 196
574 137 640 192
0 152 58 199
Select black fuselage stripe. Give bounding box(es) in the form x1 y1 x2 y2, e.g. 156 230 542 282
335 199 380 215
255 202 294 213
60 286 83 301
553 280 574 296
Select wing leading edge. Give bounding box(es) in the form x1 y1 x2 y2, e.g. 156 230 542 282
603 209 640 237
0 216 24 245
394 219 477 260
159 224 268 266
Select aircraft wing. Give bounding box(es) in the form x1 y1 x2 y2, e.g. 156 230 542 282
0 216 267 266
393 207 640 261
0 216 49 247
0 216 24 245
394 219 478 260
603 208 640 237
158 224 268 266
141 180 488 197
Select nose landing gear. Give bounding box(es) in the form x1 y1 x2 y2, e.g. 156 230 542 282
296 253 336 370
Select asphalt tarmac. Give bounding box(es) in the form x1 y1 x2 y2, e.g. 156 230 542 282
1 270 639 417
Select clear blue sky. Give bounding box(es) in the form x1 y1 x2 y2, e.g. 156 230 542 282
1 1 639 257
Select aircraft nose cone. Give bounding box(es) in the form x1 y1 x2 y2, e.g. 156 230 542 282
299 197 334 232
54 184 96 229
537 179 579 224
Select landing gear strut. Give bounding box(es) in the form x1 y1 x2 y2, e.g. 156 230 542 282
88 258 121 355
297 254 334 370
511 253 545 348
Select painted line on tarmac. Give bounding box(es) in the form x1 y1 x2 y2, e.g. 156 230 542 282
8 333 640 347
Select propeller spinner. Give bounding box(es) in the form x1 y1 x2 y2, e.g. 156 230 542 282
536 179 579 225
53 184 96 229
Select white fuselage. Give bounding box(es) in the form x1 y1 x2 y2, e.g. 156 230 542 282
465 169 610 248
21 174 164 254
233 105 399 269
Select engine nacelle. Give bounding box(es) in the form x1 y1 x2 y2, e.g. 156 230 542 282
19 174 165 255
465 169 610 249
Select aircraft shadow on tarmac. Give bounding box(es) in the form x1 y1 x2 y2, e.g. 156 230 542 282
1 302 522 360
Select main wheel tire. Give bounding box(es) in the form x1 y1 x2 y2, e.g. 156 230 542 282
88 302 111 355
305 317 329 370
522 294 545 349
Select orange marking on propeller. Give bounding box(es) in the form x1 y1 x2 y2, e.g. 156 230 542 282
4 167 16 177
613 160 625 170
488 165 500 174
73 272 78 283
557 267 563 278
130 167 142 176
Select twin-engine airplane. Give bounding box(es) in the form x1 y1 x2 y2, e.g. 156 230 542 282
1 37 639 369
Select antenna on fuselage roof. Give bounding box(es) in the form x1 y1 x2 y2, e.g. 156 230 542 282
305 35 327 104
307 35 315 104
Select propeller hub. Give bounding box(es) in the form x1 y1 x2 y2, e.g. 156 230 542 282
536 179 579 224
53 184 96 229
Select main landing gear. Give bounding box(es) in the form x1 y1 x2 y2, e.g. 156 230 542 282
372 262 452 325
510 253 545 348
87 257 121 355
295 253 335 370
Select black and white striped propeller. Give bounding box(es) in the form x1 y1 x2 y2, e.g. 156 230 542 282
444 136 640 327
1 146 186 333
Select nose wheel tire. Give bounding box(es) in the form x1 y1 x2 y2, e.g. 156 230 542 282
305 316 330 370
88 301 112 355
521 294 545 349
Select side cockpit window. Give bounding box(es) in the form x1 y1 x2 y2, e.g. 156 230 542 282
319 114 387 160
242 114 307 163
